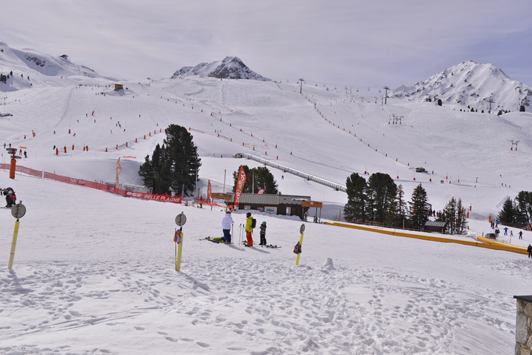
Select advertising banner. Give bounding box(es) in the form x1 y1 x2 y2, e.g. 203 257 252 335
234 166 247 208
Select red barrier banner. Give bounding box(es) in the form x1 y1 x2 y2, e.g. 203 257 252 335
124 191 182 203
16 166 42 177
2 164 180 204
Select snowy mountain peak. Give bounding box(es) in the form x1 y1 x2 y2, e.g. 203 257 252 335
0 42 115 92
392 61 530 112
171 57 270 81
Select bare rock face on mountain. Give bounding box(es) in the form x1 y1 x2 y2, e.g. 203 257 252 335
392 60 530 112
171 57 270 81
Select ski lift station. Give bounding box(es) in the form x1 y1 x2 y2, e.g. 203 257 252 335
229 193 323 221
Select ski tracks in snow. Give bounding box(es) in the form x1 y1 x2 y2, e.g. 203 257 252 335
0 258 516 354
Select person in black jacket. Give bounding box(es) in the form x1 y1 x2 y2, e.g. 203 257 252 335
3 187 15 207
528 245 532 258
259 221 267 245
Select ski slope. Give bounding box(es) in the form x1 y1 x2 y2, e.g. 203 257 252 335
1 171 531 354
1 73 532 354
2 76 531 220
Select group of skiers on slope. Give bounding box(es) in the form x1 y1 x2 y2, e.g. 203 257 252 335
220 210 267 247
490 220 532 258
3 144 28 158
1 187 16 207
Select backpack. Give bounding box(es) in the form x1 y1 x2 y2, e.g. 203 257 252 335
251 218 257 229
293 242 301 254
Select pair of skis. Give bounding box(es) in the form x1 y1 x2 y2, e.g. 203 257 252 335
199 237 232 244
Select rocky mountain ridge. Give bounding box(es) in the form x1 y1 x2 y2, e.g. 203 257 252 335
171 56 270 81
0 42 115 92
392 60 530 113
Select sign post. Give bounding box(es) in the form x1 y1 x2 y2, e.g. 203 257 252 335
174 212 187 272
6 148 21 179
296 224 305 266
8 201 26 270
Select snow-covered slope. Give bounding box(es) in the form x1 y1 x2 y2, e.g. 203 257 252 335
1 44 532 355
392 60 531 112
0 42 116 92
171 56 270 81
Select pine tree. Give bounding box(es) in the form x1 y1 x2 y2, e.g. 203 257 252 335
344 173 367 222
442 197 457 234
409 184 428 230
515 191 532 224
497 198 515 223
395 184 408 228
232 165 278 194
138 143 171 194
456 198 468 234
366 173 397 223
254 166 278 194
138 125 201 196
163 125 201 196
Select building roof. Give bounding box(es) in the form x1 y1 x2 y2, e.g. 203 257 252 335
233 193 311 205
425 221 447 227
514 295 532 304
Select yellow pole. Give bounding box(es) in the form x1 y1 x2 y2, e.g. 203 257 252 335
295 232 304 266
176 232 183 272
8 220 20 270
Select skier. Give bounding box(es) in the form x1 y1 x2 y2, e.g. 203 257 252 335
24 151 27 158
245 212 254 247
221 210 233 244
519 231 523 240
528 244 532 258
495 228 500 239
504 227 508 235
259 221 267 245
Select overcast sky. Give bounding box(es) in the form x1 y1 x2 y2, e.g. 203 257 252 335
2 0 531 88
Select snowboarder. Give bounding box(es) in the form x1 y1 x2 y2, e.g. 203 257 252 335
519 231 523 240
245 212 254 247
221 210 233 244
259 221 267 245
528 244 532 258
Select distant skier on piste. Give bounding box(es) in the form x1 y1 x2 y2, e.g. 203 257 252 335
245 212 254 247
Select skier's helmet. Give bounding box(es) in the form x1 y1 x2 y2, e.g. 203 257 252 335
246 212 251 218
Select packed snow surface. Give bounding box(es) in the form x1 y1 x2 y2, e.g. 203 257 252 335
1 45 532 354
